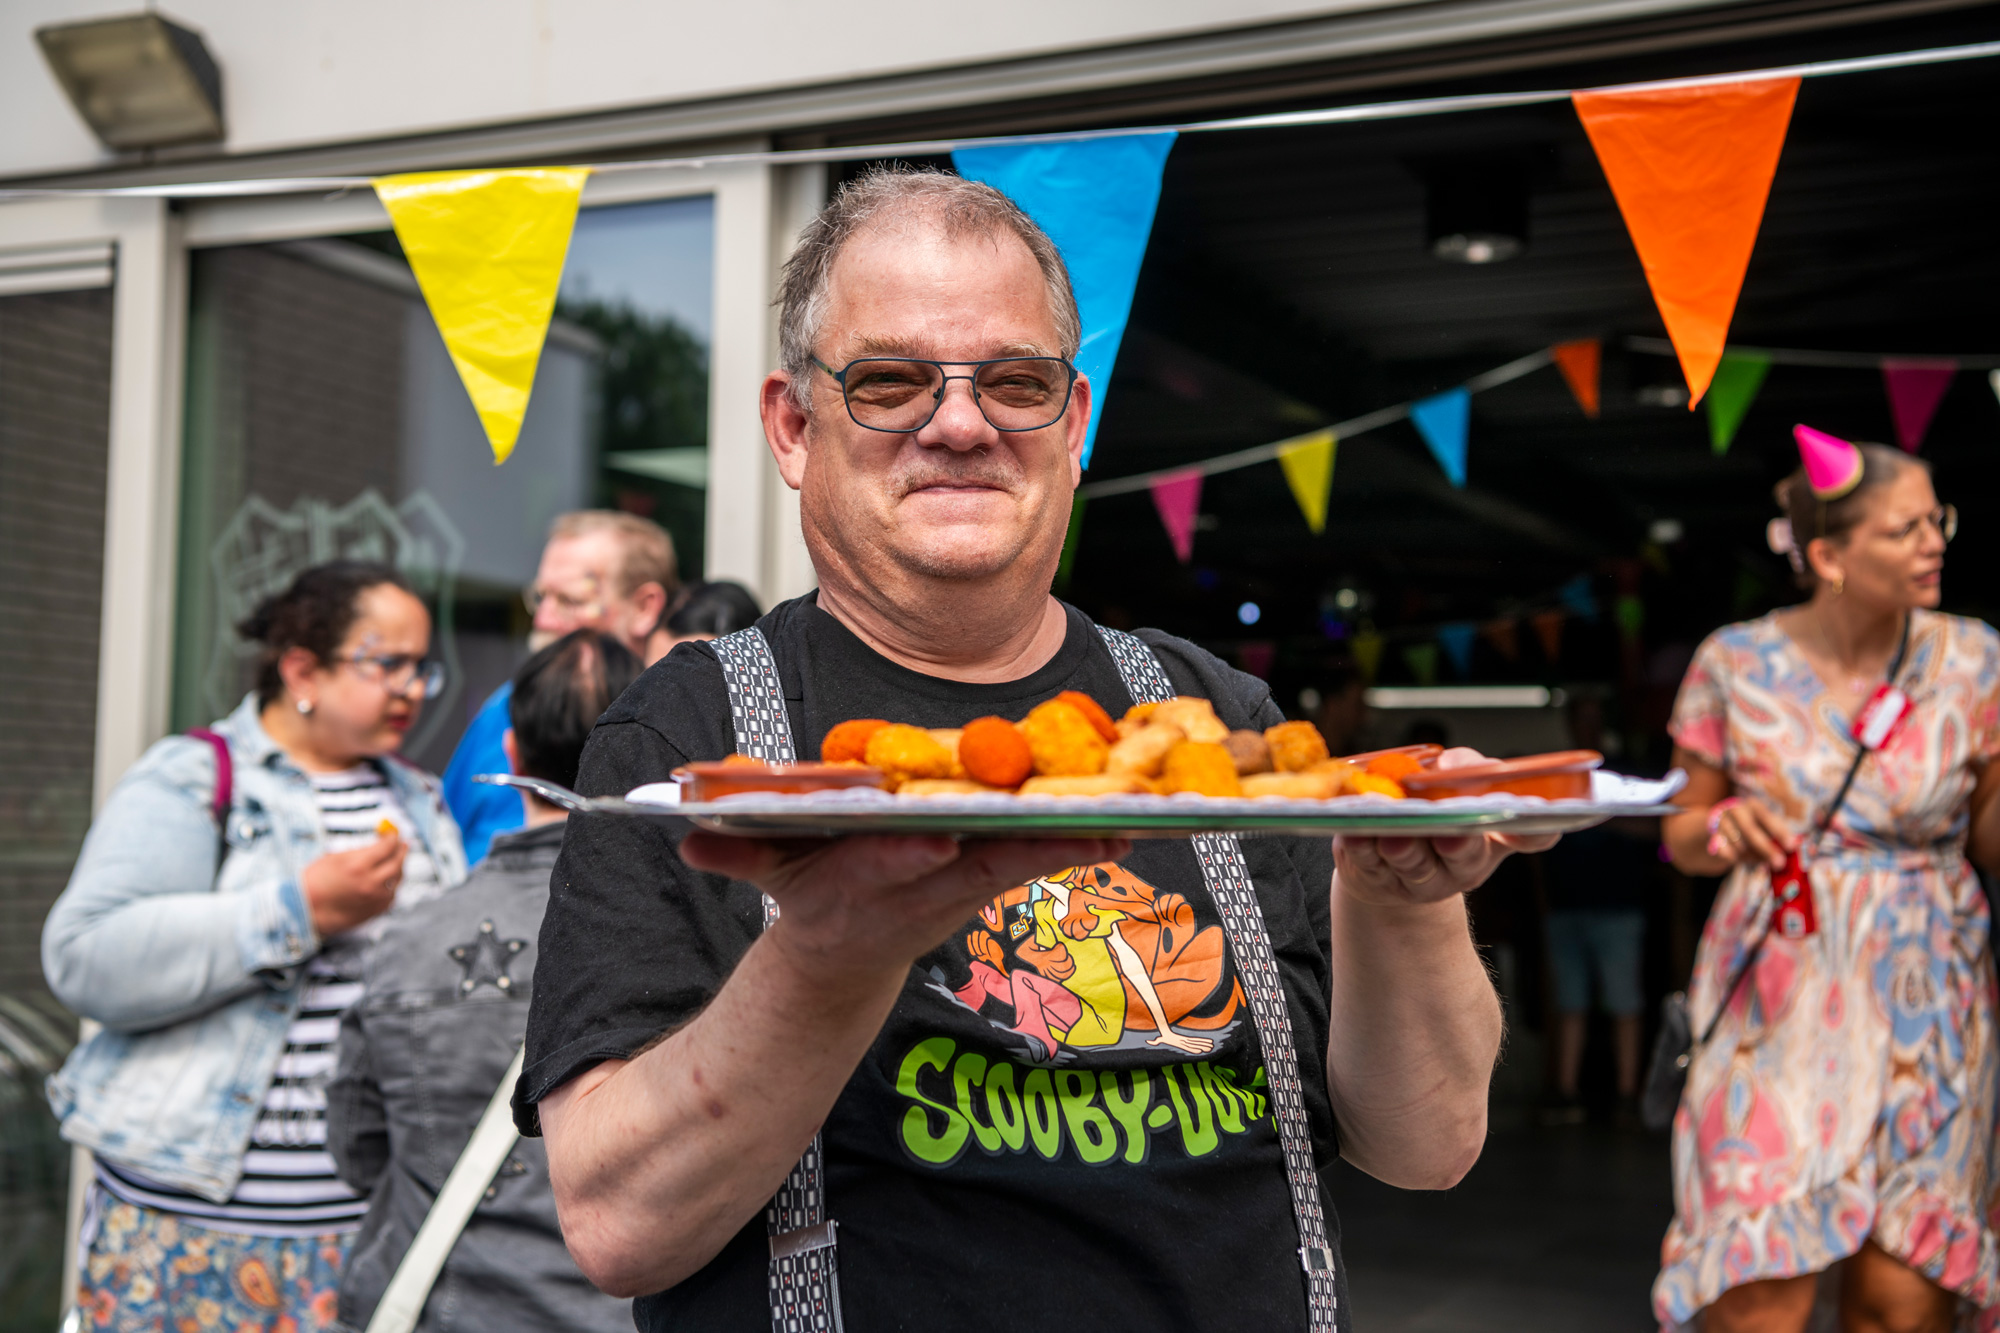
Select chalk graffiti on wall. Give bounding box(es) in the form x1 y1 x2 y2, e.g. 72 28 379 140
203 489 466 753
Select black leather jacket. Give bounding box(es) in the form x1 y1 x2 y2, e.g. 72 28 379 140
328 820 628 1332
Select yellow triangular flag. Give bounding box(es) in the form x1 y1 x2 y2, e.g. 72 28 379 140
1276 430 1337 534
374 167 590 464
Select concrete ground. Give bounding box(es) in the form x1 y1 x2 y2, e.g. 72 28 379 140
1330 1122 1674 1333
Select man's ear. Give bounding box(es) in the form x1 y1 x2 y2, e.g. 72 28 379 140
762 371 810 491
631 581 670 638
1064 373 1093 489
502 728 520 776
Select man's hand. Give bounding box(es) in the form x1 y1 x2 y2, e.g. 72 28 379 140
1334 746 1558 907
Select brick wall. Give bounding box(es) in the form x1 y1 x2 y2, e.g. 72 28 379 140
0 288 112 1002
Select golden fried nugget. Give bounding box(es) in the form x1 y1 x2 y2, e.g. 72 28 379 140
1017 773 1146 797
863 724 956 789
959 716 1033 788
1152 697 1229 744
1242 771 1341 800
1019 699 1110 776
822 718 890 763
1305 758 1361 794
926 729 968 779
1055 691 1119 742
1105 721 1183 777
1159 741 1243 797
375 818 400 837
1263 720 1330 772
898 778 996 797
1121 701 1162 728
1349 772 1407 799
1223 729 1273 775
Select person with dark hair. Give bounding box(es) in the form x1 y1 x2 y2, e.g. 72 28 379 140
43 560 467 1332
1654 428 2000 1331
327 630 640 1332
442 510 678 866
646 579 764 661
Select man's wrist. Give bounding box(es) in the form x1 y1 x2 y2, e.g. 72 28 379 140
756 921 909 1014
1332 872 1471 930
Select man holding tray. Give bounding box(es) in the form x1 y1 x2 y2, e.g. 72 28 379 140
517 167 1553 1332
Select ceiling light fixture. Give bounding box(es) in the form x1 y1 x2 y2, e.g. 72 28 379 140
1412 151 1535 265
36 12 224 151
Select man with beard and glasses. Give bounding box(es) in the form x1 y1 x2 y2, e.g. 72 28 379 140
441 510 676 864
516 167 1553 1333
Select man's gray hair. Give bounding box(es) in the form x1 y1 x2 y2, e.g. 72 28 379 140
776 166 1082 411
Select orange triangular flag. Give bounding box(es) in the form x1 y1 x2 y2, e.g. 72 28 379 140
1573 78 1798 407
1551 340 1601 417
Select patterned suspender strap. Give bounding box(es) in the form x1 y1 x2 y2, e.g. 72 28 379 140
1096 626 1340 1332
709 628 846 1333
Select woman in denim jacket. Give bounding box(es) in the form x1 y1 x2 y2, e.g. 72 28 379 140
44 561 467 1333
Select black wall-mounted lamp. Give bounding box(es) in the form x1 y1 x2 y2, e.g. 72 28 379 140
36 12 224 151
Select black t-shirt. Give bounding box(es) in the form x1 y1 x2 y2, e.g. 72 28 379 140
520 596 1350 1332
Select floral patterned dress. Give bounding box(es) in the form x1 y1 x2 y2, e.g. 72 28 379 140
1655 609 2000 1328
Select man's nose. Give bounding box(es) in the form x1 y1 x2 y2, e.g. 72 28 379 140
917 376 997 450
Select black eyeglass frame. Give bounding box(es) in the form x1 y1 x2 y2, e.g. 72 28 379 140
811 354 1079 434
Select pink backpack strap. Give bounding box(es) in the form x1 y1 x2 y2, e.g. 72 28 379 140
185 727 232 825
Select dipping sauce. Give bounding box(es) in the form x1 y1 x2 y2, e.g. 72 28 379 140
1399 750 1602 801
675 761 887 802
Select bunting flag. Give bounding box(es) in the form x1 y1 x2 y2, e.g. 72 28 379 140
1056 495 1087 590
1482 618 1520 661
1558 573 1599 621
1572 78 1798 406
374 167 591 464
1239 642 1276 680
1276 429 1337 533
1881 358 1957 452
1531 609 1566 664
1149 469 1202 563
954 133 1177 468
1551 339 1601 417
1437 622 1478 679
1410 388 1471 487
1402 642 1439 688
1615 593 1646 645
1705 351 1772 455
1352 630 1385 683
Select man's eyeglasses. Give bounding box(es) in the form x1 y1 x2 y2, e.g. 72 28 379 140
812 355 1077 434
522 581 605 622
342 652 446 698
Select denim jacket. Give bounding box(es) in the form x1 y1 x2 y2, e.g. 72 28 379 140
42 693 467 1202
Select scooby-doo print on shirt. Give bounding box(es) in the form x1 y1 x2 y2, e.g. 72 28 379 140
898 862 1272 1168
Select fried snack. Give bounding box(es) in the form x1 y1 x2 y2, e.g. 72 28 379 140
1242 771 1341 800
1305 758 1361 794
1018 773 1147 797
1019 699 1110 777
1264 720 1330 773
1055 691 1119 743
1152 697 1229 744
1159 741 1243 798
863 724 956 789
1106 721 1183 778
721 754 763 767
899 778 996 797
1349 772 1407 799
375 818 400 837
1121 701 1162 727
1365 751 1425 781
927 729 968 778
822 718 890 763
1223 729 1273 775
959 716 1034 788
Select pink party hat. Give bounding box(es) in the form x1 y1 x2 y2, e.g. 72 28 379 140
1793 424 1863 500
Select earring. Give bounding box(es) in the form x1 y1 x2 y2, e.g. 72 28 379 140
297 699 314 716
1831 575 1845 597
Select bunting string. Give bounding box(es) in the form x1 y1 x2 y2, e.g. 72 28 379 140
1625 335 2000 369
4 40 1997 201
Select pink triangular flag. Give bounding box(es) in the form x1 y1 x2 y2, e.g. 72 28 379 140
1149 469 1203 563
1881 358 1956 452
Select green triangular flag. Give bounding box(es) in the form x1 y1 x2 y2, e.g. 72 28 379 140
1705 352 1772 455
1402 642 1438 688
1276 429 1336 534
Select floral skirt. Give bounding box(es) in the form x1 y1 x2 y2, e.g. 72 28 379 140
78 1197 350 1333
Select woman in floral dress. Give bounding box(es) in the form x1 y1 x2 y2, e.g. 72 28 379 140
1655 433 2000 1332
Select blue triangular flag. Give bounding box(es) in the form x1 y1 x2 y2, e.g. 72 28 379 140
1437 622 1477 679
954 133 1176 468
1409 388 1470 487
1559 573 1600 622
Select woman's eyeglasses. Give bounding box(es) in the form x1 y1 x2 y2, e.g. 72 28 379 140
1883 505 1958 545
342 653 446 698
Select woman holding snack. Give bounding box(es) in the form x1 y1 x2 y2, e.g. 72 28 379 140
43 561 465 1333
1654 427 2000 1332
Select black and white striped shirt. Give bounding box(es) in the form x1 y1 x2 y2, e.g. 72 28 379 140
98 765 439 1235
